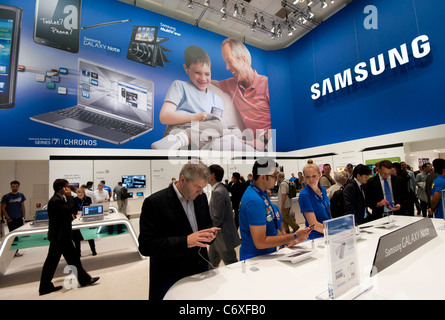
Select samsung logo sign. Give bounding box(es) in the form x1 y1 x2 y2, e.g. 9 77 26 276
310 35 431 100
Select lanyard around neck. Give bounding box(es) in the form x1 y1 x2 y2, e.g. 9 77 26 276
251 184 279 229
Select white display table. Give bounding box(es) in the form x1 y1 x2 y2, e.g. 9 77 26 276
0 212 142 276
164 216 445 300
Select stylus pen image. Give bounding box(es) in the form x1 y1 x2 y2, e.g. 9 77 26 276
82 19 131 29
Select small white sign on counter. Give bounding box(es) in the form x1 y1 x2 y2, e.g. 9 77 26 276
323 214 360 300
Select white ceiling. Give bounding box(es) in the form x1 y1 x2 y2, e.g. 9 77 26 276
119 0 354 50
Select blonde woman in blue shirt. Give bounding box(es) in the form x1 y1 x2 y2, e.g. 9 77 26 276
298 163 331 238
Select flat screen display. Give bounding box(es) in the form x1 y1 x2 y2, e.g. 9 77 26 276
82 204 103 216
122 175 146 188
35 209 49 220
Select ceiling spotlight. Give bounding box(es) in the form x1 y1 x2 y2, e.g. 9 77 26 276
321 1 327 9
277 24 283 37
220 0 227 14
240 7 246 20
307 0 313 6
221 13 227 20
270 21 276 33
251 21 257 31
307 7 314 18
233 4 239 17
203 0 209 6
287 23 296 36
331 0 335 3
187 0 194 9
260 15 266 29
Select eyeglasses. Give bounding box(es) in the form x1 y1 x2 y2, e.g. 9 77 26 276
266 174 278 179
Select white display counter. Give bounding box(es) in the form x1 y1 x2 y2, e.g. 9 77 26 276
0 211 142 276
164 216 445 300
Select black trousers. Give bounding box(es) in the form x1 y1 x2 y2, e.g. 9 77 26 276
39 240 92 292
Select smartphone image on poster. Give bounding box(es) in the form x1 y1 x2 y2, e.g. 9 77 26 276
0 4 22 109
33 0 81 53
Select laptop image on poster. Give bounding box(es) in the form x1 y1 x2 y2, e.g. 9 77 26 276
30 58 154 145
82 204 104 222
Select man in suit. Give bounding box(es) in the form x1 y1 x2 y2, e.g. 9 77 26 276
228 172 245 229
39 179 99 296
208 164 240 268
138 162 220 300
365 160 408 220
343 164 372 225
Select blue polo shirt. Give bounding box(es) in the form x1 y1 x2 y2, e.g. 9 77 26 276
298 185 331 238
432 175 445 219
239 184 282 260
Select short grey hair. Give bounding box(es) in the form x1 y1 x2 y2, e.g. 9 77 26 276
222 38 252 66
179 161 211 183
334 171 348 183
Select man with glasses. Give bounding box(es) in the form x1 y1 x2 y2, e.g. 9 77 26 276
238 158 312 260
365 160 407 220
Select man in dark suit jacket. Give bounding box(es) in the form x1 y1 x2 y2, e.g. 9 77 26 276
228 172 245 229
39 179 99 295
365 160 408 220
343 164 372 225
208 164 240 268
138 162 219 300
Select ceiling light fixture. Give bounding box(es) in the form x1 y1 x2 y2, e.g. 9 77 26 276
270 21 276 33
240 7 246 20
187 0 194 9
204 0 210 6
220 0 227 14
307 7 314 18
277 24 283 37
321 1 328 9
233 4 239 17
260 15 266 29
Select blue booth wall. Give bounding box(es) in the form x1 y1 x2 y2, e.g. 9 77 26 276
1 0 443 153
275 0 444 151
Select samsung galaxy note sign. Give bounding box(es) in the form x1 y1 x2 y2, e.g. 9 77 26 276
310 35 431 100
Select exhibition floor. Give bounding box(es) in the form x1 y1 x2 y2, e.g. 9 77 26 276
0 218 149 300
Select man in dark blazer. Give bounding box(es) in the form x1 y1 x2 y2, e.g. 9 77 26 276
208 164 240 268
138 162 219 300
365 160 408 220
39 179 99 295
343 164 372 225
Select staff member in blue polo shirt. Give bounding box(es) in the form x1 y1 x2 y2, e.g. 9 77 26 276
431 158 445 219
239 158 312 260
298 163 331 238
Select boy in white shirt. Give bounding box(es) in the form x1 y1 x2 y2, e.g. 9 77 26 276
152 45 226 150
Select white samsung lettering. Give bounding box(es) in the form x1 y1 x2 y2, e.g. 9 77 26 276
310 35 431 100
334 68 353 90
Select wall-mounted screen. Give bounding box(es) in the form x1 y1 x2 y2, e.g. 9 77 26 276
122 175 146 188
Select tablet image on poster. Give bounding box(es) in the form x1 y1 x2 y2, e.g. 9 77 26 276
33 0 81 53
0 4 22 109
